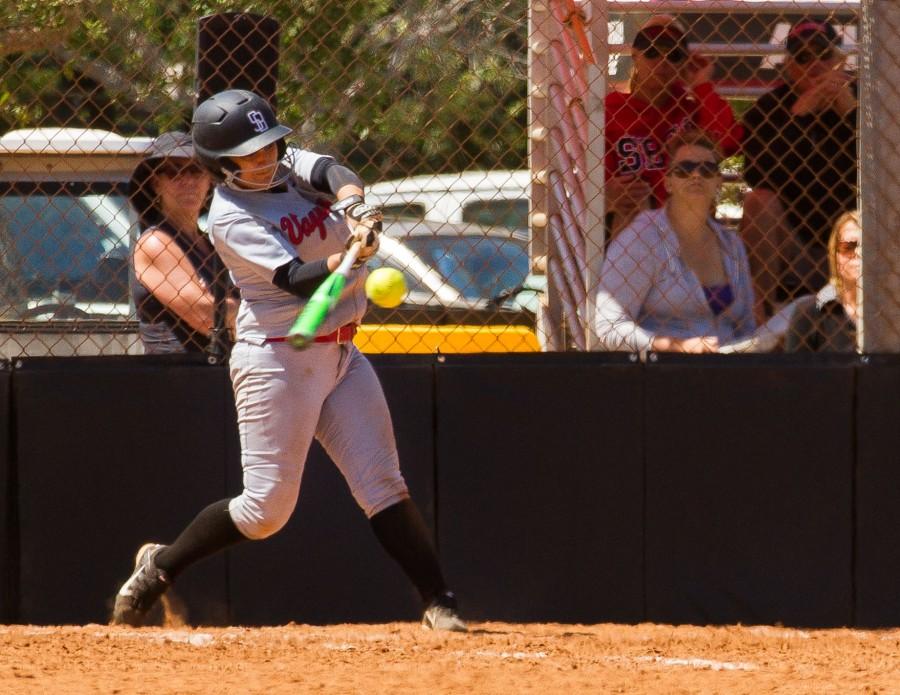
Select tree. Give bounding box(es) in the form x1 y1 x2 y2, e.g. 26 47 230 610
0 0 527 182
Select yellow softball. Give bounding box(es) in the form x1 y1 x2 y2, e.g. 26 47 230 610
365 267 407 308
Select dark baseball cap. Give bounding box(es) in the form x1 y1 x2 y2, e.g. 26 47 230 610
632 23 688 52
129 131 199 225
786 19 839 55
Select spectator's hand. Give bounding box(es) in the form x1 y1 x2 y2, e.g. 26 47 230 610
682 53 714 89
606 174 651 219
791 66 854 117
819 69 857 116
652 335 719 353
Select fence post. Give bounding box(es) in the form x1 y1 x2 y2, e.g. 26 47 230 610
859 0 900 352
583 0 609 351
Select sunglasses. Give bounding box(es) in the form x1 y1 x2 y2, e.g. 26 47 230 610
641 44 687 64
156 162 206 178
793 48 835 65
668 160 719 178
836 240 860 255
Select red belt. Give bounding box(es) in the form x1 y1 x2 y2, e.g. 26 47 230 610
265 324 357 345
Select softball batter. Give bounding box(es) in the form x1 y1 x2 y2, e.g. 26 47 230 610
111 89 466 632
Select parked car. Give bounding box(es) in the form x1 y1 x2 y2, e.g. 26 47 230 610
360 220 539 352
0 128 150 323
360 230 539 353
366 170 530 232
364 170 549 343
379 218 529 299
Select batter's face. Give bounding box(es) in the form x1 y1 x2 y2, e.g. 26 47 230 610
153 158 211 215
229 143 280 189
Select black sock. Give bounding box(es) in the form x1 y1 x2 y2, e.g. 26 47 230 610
154 499 247 579
369 498 447 606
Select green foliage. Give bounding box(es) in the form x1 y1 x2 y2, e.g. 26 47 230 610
0 0 528 182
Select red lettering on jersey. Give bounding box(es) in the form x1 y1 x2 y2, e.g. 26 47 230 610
292 213 308 240
313 203 329 240
279 202 332 247
281 216 300 244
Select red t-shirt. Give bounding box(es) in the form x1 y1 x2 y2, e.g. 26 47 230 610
604 82 742 206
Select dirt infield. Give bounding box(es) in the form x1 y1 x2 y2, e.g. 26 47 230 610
1 621 898 694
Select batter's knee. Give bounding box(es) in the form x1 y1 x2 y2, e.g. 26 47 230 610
229 484 299 540
355 470 410 519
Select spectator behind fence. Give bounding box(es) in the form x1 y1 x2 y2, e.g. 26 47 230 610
595 130 756 354
739 18 857 322
604 15 741 237
784 210 859 353
129 131 237 354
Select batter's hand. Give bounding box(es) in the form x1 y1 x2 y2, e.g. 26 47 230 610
344 203 381 268
344 201 383 233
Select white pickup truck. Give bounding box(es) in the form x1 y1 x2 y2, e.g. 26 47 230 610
0 128 152 356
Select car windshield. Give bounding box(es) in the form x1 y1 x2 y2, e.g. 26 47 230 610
0 184 136 318
461 199 529 231
402 235 529 300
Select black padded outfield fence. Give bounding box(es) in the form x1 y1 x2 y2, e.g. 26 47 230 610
2 354 900 627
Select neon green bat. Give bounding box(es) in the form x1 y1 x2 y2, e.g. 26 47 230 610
287 242 361 350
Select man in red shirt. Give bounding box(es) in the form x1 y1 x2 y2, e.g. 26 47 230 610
605 16 741 236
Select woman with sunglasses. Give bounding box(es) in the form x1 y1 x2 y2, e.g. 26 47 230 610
129 131 238 354
784 210 860 353
595 130 756 354
604 15 741 237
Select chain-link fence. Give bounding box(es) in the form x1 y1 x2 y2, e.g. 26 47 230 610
0 1 893 358
533 0 897 355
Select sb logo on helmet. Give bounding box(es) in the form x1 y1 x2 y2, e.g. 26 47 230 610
247 110 269 133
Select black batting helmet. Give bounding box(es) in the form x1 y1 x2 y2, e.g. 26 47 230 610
192 89 292 179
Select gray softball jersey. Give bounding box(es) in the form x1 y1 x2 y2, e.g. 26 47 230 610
208 149 368 344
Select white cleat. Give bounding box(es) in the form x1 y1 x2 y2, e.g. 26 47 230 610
422 592 467 632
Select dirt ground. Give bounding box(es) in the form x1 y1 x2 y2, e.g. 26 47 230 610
1 621 899 694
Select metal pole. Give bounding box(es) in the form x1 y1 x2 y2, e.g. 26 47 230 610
607 42 859 57
859 0 900 352
605 1 859 13
582 0 608 350
530 0 566 350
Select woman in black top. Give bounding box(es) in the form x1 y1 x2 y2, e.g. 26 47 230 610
130 132 237 354
784 210 859 353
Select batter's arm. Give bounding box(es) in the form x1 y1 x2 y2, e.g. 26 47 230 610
305 157 364 199
272 256 341 298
